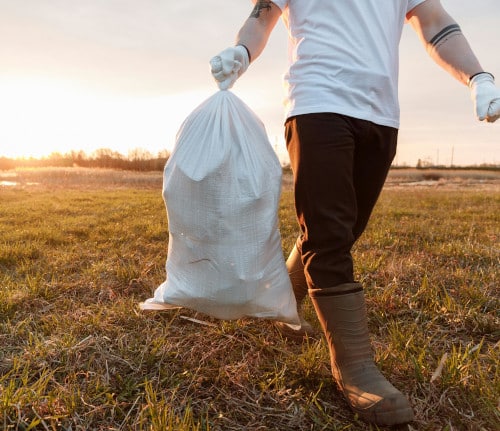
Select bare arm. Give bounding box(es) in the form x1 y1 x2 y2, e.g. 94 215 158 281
209 1 282 89
236 1 282 63
407 0 484 85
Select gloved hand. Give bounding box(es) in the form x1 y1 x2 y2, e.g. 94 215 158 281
469 72 500 123
210 45 250 90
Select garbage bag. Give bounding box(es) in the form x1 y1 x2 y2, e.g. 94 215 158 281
140 91 300 325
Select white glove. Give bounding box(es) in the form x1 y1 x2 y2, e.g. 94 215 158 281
210 45 250 90
469 72 500 123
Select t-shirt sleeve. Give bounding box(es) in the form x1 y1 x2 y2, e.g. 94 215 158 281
271 0 287 13
407 0 427 13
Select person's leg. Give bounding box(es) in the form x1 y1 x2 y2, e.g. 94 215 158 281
278 113 356 338
275 239 317 339
277 113 358 338
285 113 359 289
285 114 398 287
286 113 413 426
352 121 398 240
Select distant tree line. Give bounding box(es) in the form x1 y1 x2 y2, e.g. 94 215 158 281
1 148 498 172
0 148 170 171
412 158 499 171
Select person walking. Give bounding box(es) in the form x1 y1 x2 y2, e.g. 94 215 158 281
210 0 500 426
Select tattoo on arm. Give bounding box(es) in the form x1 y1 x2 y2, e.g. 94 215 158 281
250 1 272 18
429 24 462 49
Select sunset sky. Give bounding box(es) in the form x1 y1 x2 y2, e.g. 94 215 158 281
0 0 498 166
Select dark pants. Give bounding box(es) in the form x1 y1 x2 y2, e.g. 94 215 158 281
285 113 398 289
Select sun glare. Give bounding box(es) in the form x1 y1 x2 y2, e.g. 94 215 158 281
0 78 102 158
0 77 214 160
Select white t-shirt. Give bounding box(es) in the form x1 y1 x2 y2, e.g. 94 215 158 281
272 0 427 128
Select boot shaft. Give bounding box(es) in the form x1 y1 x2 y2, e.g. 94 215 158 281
286 243 308 303
309 284 372 366
309 284 414 426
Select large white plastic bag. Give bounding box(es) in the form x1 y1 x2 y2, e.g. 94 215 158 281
141 91 300 325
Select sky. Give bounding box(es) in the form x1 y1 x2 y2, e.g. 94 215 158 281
0 0 499 166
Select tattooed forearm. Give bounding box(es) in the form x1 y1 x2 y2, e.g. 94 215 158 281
429 24 462 49
250 1 272 18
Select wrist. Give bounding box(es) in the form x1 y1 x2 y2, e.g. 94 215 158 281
468 72 495 88
236 44 251 64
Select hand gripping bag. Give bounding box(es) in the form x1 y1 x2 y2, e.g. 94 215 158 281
141 91 300 326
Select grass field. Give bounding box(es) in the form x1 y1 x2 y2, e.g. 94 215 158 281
0 168 499 430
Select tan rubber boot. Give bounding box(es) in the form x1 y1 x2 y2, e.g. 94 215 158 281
309 284 414 426
275 244 316 340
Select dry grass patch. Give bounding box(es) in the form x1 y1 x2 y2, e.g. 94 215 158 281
0 168 498 430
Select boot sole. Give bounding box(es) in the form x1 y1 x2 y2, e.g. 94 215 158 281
353 404 414 426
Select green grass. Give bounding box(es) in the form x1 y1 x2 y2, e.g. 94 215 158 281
0 168 498 430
